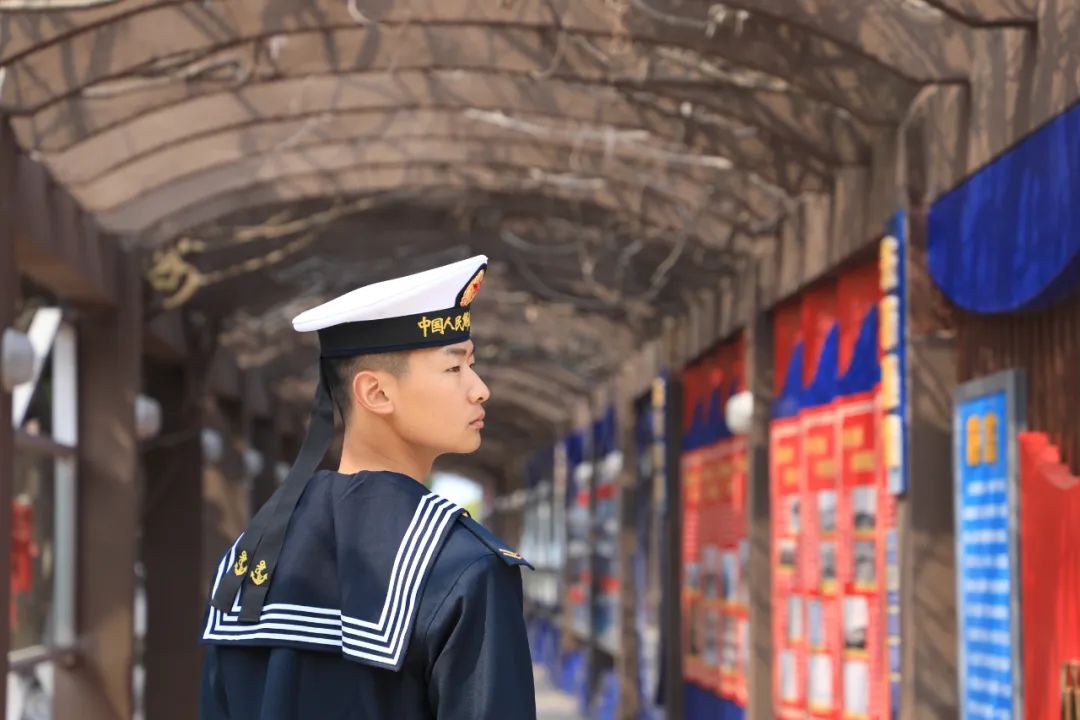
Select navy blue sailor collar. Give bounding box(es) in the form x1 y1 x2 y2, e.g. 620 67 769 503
202 470 467 671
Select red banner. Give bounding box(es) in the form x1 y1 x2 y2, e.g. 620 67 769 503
1019 432 1080 720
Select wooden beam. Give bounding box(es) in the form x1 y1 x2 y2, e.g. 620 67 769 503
0 0 913 123
140 164 766 253
72 113 796 218
54 252 142 720
12 155 120 307
718 0 975 82
87 127 809 234
4 24 871 161
0 121 19 717
926 0 1036 25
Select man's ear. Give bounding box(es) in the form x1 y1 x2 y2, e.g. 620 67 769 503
352 370 395 416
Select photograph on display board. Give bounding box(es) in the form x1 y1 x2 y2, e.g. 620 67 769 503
819 490 838 534
852 485 877 531
820 542 837 587
843 596 869 651
739 619 750 676
687 594 705 657
702 545 720 601
722 619 739 670
780 650 799 702
807 598 824 649
704 607 720 666
685 556 700 594
779 539 798 574
722 550 739 604
844 660 870 715
808 654 834 711
854 541 877 588
787 595 804 642
787 496 802 533
737 540 750 605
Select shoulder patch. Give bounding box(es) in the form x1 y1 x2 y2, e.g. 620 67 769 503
457 513 534 569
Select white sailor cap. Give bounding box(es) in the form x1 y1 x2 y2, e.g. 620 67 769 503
292 255 487 357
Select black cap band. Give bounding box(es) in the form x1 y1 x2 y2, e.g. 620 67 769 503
318 306 473 358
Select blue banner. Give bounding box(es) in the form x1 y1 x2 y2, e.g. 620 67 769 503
953 371 1025 719
928 100 1080 313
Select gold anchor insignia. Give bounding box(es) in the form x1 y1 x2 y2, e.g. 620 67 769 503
250 560 270 586
233 550 249 576
499 548 524 561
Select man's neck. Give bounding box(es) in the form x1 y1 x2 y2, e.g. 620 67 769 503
337 424 435 482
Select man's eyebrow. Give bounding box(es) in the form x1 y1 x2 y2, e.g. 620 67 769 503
444 347 473 357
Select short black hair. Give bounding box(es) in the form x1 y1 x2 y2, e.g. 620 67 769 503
326 351 410 424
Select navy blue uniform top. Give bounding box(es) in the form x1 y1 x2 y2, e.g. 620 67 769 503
199 469 536 720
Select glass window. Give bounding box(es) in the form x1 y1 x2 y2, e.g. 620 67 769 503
8 293 78 720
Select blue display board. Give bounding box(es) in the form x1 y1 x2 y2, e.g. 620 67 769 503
885 528 901 720
880 211 908 496
953 370 1025 720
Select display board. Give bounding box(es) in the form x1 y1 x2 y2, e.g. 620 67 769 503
565 431 593 643
521 448 560 611
680 335 749 718
953 371 1024 720
593 407 621 656
770 261 895 720
879 214 907 717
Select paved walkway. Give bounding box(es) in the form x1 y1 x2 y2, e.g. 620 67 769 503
534 665 583 720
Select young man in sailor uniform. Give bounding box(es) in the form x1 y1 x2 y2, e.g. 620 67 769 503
199 256 537 719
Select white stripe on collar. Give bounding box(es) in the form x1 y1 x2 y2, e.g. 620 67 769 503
203 493 462 668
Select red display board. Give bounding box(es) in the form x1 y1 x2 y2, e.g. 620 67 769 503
771 414 805 717
769 262 894 720
681 336 749 709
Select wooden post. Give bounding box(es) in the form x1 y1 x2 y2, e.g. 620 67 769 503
745 272 774 720
141 359 204 720
662 372 684 720
53 252 142 720
899 206 959 719
0 121 19 716
615 373 641 720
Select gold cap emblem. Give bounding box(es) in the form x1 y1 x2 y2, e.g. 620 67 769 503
459 268 485 307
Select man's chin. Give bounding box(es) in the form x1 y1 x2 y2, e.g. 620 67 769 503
459 433 483 454
436 434 483 456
